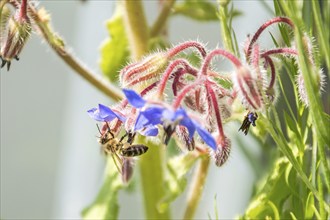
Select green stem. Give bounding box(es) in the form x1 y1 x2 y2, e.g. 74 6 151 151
139 140 170 219
279 0 330 191
121 1 170 219
311 0 330 72
122 0 149 59
26 2 123 101
262 114 329 211
218 2 235 54
183 156 210 220
56 52 123 100
317 170 326 219
150 0 176 38
293 22 330 191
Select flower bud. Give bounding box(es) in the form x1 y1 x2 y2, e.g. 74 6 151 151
295 34 326 107
119 52 169 91
0 5 11 41
296 69 325 107
233 66 267 111
1 6 31 70
212 136 231 167
176 126 195 151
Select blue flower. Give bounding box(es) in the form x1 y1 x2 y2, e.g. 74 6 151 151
123 89 146 108
123 89 217 150
87 104 126 122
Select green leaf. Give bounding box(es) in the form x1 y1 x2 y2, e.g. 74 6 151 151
173 0 218 21
158 152 200 212
242 157 292 219
82 158 123 220
283 111 304 153
305 192 315 219
99 5 130 82
290 212 298 220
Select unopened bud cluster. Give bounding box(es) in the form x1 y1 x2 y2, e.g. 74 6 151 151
0 0 31 70
89 16 325 173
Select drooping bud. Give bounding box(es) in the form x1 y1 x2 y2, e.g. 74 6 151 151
0 5 11 42
119 52 169 91
233 66 266 111
294 34 326 107
212 136 231 167
176 126 195 151
0 1 31 70
296 69 326 107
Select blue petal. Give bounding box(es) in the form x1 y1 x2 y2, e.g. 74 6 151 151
162 109 176 121
173 108 196 139
134 112 150 130
180 116 196 139
196 126 216 150
87 104 126 122
87 108 105 121
98 104 119 120
99 104 126 122
134 106 164 130
123 89 146 108
140 126 159 136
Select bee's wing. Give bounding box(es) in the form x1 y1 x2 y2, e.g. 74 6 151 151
238 117 248 131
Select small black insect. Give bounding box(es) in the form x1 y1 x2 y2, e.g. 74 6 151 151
239 112 258 135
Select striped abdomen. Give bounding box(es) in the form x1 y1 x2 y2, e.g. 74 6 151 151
120 145 148 157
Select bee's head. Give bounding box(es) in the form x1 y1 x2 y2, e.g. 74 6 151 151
247 112 258 126
96 123 114 144
99 131 112 144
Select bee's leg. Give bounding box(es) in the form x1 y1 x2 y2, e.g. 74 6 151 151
96 124 102 135
119 132 128 143
104 122 115 138
111 153 123 174
127 132 136 144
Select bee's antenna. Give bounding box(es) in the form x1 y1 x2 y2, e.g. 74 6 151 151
96 124 102 135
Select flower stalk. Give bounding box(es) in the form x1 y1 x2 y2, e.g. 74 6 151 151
122 1 170 219
183 155 210 220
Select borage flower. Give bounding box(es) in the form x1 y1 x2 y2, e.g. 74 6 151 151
123 89 217 150
87 104 126 122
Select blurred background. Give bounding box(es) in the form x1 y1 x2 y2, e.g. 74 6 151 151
1 1 274 219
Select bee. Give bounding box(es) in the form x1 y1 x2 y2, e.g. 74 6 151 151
97 124 148 174
238 112 258 135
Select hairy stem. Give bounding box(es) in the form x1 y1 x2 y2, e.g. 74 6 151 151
173 79 204 109
246 16 294 61
311 0 330 72
183 156 210 220
157 59 191 98
26 2 123 101
200 49 242 76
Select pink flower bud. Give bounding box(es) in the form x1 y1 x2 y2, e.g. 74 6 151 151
212 136 231 167
1 2 31 70
119 52 169 90
233 66 266 111
295 34 326 107
296 69 325 107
